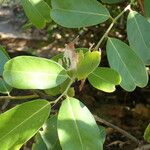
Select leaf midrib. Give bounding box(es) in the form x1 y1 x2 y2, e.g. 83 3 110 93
53 8 109 17
131 11 148 49
109 39 136 84
23 0 46 26
67 98 84 150
91 72 116 85
0 102 49 142
4 70 67 78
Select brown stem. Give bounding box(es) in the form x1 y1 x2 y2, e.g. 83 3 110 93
94 115 140 144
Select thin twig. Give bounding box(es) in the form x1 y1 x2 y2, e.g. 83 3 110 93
51 77 75 107
95 4 131 49
94 115 140 144
0 94 39 100
134 144 150 150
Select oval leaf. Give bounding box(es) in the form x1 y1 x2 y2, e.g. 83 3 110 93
144 123 150 143
21 0 51 28
76 51 101 80
57 97 103 150
50 0 110 28
3 56 68 89
88 67 121 92
0 100 50 150
33 115 61 150
0 45 12 94
106 38 148 91
127 10 150 65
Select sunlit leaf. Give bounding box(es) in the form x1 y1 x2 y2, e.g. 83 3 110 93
57 97 103 150
33 115 61 150
3 56 68 89
106 38 148 91
127 10 150 65
21 0 51 28
0 100 50 150
76 51 101 80
50 0 110 28
88 67 121 92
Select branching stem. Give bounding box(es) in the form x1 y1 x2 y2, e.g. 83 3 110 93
95 4 131 49
94 115 140 144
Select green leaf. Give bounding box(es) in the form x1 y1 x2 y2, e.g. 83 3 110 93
144 123 150 143
127 10 150 65
101 0 125 4
99 126 106 144
144 0 150 19
52 48 89 63
3 56 68 89
88 67 121 92
0 100 50 150
45 78 71 96
21 0 51 29
76 51 101 80
106 38 148 91
50 0 110 28
0 78 12 94
0 45 12 94
57 97 103 150
33 115 61 150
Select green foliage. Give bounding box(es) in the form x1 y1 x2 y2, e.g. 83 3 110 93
21 0 51 28
50 0 110 28
144 123 150 143
33 115 61 150
0 100 50 149
3 56 69 89
0 0 149 149
144 0 150 19
57 97 104 150
0 46 12 94
106 38 148 91
127 10 150 65
76 51 101 80
88 67 121 92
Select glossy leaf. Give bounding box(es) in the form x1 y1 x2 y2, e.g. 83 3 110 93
57 97 103 150
101 0 125 4
76 51 101 80
88 67 121 92
144 123 150 143
21 0 51 28
0 100 50 150
3 56 68 89
127 10 150 65
33 115 61 150
0 46 12 94
50 0 110 28
106 38 148 91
